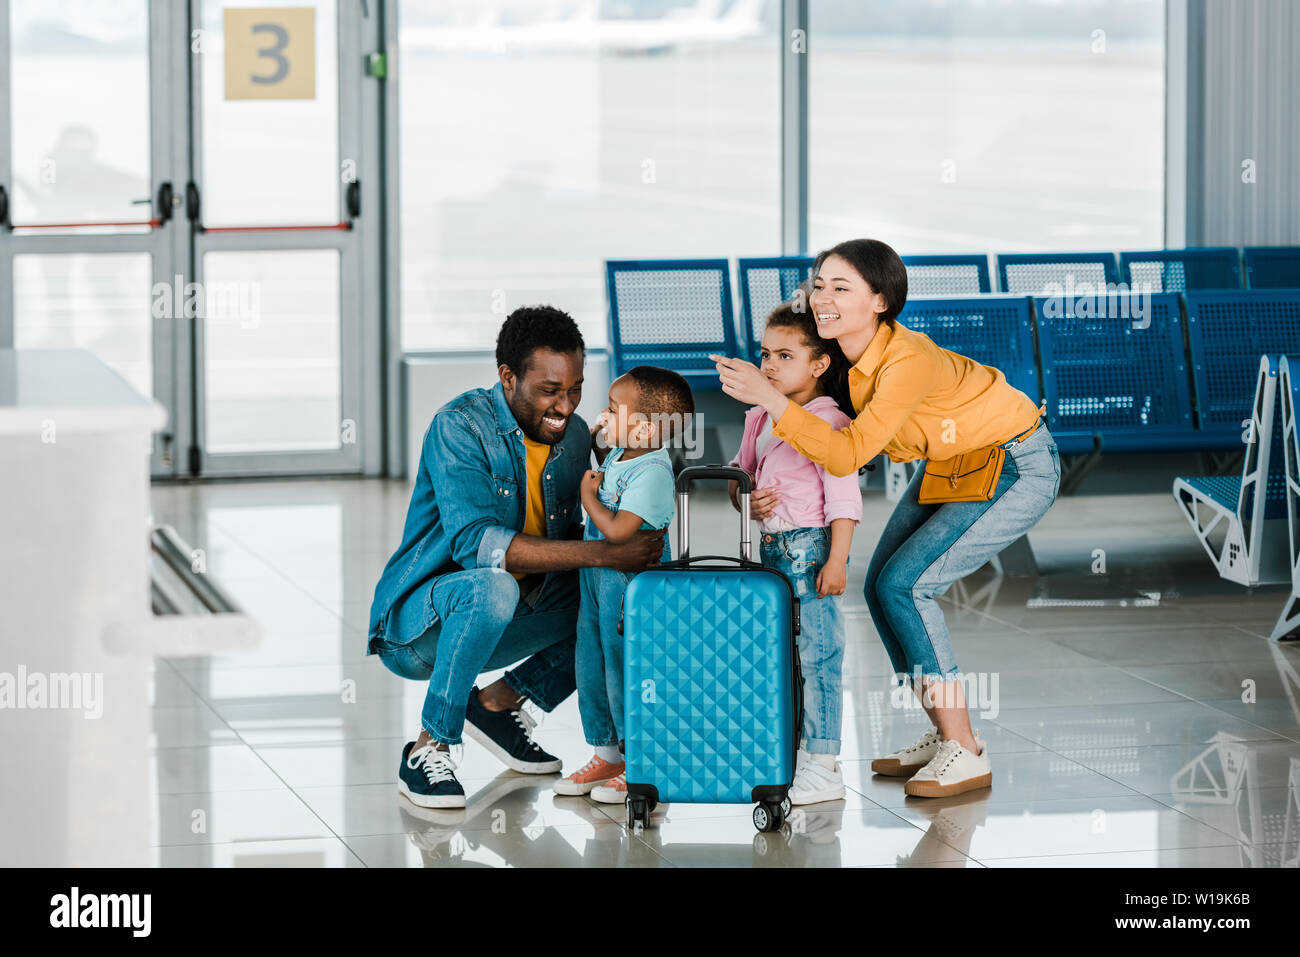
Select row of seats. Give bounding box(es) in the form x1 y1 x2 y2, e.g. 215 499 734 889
604 256 1300 457
607 248 1300 393
735 246 1299 307
1173 354 1300 640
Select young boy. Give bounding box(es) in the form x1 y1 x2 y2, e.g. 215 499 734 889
552 365 694 802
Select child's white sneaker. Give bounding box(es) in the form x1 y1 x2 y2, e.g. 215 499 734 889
590 771 628 805
789 749 846 805
904 737 992 798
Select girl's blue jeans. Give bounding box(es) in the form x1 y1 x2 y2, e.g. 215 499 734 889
759 525 846 756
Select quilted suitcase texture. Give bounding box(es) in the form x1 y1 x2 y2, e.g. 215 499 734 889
620 465 802 831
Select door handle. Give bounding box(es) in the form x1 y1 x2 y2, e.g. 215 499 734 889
156 182 174 224
0 184 8 229
131 183 174 224
346 179 360 220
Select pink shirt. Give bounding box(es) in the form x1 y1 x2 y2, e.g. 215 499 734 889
729 395 864 529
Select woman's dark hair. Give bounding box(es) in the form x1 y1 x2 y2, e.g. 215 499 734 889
495 304 585 376
812 238 909 327
761 300 856 420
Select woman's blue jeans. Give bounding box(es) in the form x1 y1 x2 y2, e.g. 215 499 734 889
759 525 846 756
864 423 1061 683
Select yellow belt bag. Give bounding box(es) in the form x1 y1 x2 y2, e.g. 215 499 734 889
917 414 1043 505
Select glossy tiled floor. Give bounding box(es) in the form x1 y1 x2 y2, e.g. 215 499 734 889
146 478 1300 868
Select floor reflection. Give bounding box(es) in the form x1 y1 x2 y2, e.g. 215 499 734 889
138 479 1300 868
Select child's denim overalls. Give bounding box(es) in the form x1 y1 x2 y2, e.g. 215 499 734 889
575 450 674 747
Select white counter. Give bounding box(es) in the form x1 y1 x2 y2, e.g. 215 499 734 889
0 350 163 865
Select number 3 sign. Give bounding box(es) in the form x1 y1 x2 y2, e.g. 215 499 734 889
224 7 316 100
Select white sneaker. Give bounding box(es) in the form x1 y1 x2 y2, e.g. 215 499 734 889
871 727 981 778
904 737 992 798
789 749 846 805
590 771 628 805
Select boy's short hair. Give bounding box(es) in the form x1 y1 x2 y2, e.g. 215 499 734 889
624 365 695 443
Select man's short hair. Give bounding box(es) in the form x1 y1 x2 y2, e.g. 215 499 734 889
495 305 585 377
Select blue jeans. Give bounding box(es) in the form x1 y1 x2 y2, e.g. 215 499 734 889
575 563 633 747
759 526 846 755
575 524 671 748
373 567 579 745
864 422 1061 682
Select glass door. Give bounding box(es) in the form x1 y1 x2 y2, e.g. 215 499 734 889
188 0 368 474
1 0 381 477
0 0 187 475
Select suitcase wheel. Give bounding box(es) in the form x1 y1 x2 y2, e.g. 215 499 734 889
753 801 786 833
627 797 652 830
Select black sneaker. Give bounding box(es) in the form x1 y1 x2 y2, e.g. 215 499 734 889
398 740 466 808
463 687 563 774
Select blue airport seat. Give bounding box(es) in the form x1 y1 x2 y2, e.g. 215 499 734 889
997 252 1120 295
1033 292 1197 455
1119 247 1243 292
1184 291 1300 446
1243 247 1300 289
1271 354 1300 639
896 296 1039 402
901 254 992 296
737 256 815 363
1174 355 1290 588
605 259 739 392
1178 474 1243 511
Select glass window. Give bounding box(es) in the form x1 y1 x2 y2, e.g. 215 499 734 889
13 253 154 397
202 249 341 453
8 0 151 230
198 0 340 227
398 0 780 352
808 0 1165 255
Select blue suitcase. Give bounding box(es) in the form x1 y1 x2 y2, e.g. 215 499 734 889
619 465 803 832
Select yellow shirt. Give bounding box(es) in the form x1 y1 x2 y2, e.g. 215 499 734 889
513 435 551 580
772 320 1041 477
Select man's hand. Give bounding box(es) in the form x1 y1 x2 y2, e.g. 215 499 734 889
580 469 603 504
601 528 667 572
815 559 847 598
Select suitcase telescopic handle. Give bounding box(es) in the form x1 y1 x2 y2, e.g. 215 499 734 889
674 464 752 561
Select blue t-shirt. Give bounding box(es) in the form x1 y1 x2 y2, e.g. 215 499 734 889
596 447 675 531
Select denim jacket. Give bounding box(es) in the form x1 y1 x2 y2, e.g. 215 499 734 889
367 381 590 652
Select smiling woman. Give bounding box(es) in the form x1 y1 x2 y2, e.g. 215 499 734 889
712 237 1062 800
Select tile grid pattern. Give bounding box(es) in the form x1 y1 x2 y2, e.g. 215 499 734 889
144 480 1300 868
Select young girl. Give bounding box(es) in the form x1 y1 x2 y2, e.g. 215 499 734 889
727 301 862 805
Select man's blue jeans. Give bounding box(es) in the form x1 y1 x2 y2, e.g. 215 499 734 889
759 525 846 756
864 423 1061 682
373 567 579 745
